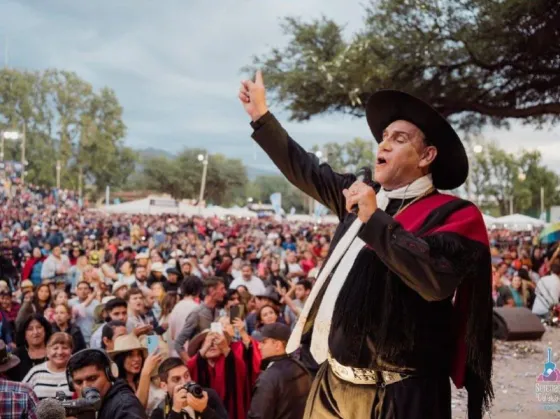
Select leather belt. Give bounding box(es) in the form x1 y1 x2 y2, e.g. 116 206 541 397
327 353 409 386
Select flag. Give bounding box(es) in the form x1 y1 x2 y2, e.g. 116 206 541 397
270 192 282 215
314 201 328 217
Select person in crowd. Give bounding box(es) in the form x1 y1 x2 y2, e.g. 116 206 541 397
509 274 529 307
228 264 266 296
282 279 311 329
21 247 44 287
8 314 52 380
186 318 261 419
168 277 202 355
69 280 100 345
41 245 70 282
109 334 164 409
90 297 129 348
66 348 147 419
251 305 280 339
245 287 282 336
532 263 560 319
0 289 20 330
22 332 73 399
0 339 39 419
248 324 312 419
101 320 128 351
51 302 86 353
175 277 227 362
151 357 228 419
126 288 157 336
15 283 51 331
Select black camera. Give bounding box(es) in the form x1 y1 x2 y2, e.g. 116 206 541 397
183 381 204 399
55 387 102 419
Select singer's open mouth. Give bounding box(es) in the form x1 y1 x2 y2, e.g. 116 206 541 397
376 157 387 165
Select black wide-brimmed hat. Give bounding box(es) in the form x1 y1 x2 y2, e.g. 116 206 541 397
366 90 468 190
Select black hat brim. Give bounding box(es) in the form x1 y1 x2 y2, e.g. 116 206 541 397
365 90 468 190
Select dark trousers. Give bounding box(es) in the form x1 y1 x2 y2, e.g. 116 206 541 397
303 363 452 419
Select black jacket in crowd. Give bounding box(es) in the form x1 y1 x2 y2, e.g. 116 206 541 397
98 379 147 419
248 354 312 419
150 387 227 419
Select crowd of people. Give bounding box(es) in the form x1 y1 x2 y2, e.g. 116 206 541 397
0 183 558 419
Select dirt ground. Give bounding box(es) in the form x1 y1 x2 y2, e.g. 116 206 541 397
451 326 560 418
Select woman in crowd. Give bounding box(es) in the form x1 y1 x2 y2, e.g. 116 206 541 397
109 334 164 409
509 273 530 307
187 319 261 419
15 284 52 332
43 289 69 323
8 313 52 380
251 304 280 338
51 303 86 353
22 332 73 399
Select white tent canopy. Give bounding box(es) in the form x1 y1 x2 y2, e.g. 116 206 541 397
494 213 546 231
101 196 256 218
482 214 499 228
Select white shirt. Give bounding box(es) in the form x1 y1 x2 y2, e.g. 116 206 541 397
532 273 560 315
168 297 199 356
229 275 266 296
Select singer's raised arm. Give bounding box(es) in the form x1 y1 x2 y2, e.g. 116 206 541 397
250 111 355 220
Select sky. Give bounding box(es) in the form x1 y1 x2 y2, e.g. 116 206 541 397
1 0 559 173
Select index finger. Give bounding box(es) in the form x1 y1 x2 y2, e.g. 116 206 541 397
255 70 264 85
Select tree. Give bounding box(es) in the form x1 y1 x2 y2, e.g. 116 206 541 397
246 175 307 212
0 68 136 197
141 149 248 206
470 141 560 215
247 0 560 130
312 137 375 173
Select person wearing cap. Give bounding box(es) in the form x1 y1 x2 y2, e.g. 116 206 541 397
164 267 181 293
248 324 311 419
240 74 493 418
0 339 39 419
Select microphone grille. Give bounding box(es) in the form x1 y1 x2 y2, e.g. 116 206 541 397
36 398 66 419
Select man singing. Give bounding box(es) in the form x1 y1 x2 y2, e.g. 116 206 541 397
238 72 493 419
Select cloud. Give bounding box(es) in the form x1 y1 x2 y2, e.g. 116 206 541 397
0 0 559 174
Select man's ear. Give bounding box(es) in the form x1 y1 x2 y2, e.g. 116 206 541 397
160 380 168 391
419 146 438 169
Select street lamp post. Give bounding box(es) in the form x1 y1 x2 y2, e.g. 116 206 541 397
56 160 62 189
510 170 526 214
197 153 209 211
21 124 26 185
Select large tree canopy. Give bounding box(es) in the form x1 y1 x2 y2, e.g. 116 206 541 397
248 0 560 130
0 68 136 196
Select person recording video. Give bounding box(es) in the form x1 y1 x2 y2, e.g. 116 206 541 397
66 348 147 419
151 357 227 419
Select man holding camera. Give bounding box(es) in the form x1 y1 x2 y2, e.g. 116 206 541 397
66 348 147 419
151 357 227 419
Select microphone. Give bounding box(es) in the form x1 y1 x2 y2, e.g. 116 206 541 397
36 398 66 419
351 167 379 214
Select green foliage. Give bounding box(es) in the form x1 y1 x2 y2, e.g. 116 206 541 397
141 149 248 206
246 175 307 212
0 68 136 197
247 0 560 130
470 141 560 215
311 137 375 173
